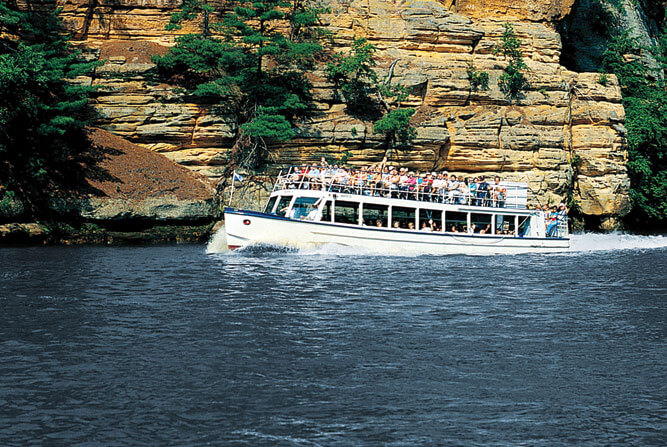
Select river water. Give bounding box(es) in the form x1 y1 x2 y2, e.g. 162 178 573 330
1 234 666 446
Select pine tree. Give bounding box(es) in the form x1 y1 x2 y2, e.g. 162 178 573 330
153 0 328 169
0 4 99 214
493 23 529 102
325 38 416 153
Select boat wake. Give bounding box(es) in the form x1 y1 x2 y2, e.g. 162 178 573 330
569 233 667 253
206 226 666 256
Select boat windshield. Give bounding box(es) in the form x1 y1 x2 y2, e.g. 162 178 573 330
291 197 320 219
275 195 292 217
264 196 277 213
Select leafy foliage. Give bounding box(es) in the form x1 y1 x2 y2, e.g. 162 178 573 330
0 4 99 214
165 0 215 35
326 38 379 116
493 23 529 102
373 109 417 148
323 150 353 166
466 63 489 91
326 38 416 150
153 0 328 169
597 72 609 86
601 30 667 227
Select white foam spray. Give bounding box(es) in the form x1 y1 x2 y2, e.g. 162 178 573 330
206 226 229 254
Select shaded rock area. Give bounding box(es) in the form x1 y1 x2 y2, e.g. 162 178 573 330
560 0 665 80
0 129 221 245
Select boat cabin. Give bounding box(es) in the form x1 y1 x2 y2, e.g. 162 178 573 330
264 190 546 237
257 167 568 239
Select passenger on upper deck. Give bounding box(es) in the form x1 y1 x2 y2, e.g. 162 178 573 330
447 175 460 204
468 177 478 205
491 176 506 207
477 176 489 206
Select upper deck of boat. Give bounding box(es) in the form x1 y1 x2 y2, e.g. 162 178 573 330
270 166 533 214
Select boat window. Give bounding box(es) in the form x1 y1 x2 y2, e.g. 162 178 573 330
334 201 360 224
419 209 442 232
291 197 320 220
321 200 332 222
470 213 492 234
264 196 278 214
496 214 517 235
392 206 416 230
275 195 292 217
363 203 388 227
518 215 531 237
444 211 467 233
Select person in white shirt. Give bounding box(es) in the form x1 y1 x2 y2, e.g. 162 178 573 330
305 201 322 221
447 175 460 203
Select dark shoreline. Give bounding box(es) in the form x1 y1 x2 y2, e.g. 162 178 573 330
0 220 219 246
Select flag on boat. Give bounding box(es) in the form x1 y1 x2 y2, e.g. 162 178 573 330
233 172 244 182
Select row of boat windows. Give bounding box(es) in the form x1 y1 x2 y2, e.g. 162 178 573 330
265 195 530 235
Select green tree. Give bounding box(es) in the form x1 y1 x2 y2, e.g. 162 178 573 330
0 4 99 214
494 23 529 102
602 31 667 228
467 63 489 91
153 0 327 169
325 38 416 152
373 108 417 149
326 38 379 117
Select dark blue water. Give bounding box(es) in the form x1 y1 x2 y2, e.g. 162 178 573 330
1 237 666 446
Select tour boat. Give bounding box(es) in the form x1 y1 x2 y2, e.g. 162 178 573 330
224 167 570 254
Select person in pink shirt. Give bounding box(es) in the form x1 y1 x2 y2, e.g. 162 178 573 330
406 172 417 200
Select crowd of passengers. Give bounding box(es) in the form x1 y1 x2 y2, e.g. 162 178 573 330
282 157 510 207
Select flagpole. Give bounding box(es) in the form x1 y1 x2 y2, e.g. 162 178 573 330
228 170 236 206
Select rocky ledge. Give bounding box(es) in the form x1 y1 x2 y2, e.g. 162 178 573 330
0 129 221 245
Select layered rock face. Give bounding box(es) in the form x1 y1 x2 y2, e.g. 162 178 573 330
55 0 630 226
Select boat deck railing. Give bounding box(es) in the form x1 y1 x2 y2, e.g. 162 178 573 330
273 166 528 210
550 219 569 238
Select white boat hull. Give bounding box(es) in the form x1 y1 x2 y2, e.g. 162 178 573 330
224 208 570 255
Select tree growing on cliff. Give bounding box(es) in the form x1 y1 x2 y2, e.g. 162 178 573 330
325 38 416 153
326 38 379 117
601 30 667 228
494 23 529 102
467 63 489 91
152 0 328 169
0 4 99 213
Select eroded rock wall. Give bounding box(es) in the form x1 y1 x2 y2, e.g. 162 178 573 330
52 0 630 224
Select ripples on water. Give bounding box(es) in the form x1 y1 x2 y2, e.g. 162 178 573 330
1 234 666 446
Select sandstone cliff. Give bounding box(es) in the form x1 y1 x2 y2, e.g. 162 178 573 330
54 0 631 228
